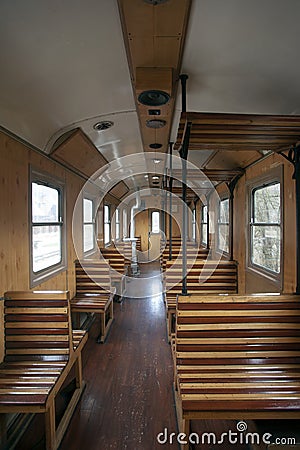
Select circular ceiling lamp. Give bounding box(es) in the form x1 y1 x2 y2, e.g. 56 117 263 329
93 120 114 131
138 90 170 106
146 119 167 129
149 143 162 149
143 0 169 4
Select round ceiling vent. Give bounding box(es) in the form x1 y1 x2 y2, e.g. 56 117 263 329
138 90 170 106
149 143 162 149
93 120 114 131
146 119 167 129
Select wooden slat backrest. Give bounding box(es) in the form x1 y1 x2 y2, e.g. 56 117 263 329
100 247 125 275
165 260 238 293
4 290 73 363
176 294 300 368
75 259 111 295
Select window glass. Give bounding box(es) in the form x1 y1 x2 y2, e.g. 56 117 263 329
115 208 120 240
104 205 110 244
251 182 281 273
83 198 94 252
201 205 208 245
30 175 65 285
218 198 229 253
192 208 196 241
151 211 160 233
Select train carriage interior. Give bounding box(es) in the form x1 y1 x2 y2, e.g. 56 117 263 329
1 1 300 449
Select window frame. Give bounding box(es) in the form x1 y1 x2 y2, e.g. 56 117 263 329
104 204 111 246
218 197 230 254
201 205 208 245
247 167 283 282
115 207 120 241
192 208 196 242
29 168 66 287
83 196 96 255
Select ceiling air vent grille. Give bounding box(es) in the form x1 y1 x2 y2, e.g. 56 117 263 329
93 121 114 131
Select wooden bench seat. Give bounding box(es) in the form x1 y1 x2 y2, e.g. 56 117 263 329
0 290 87 450
70 260 114 343
164 260 238 341
174 293 300 450
99 246 126 299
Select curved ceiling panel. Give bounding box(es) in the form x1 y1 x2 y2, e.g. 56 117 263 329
0 0 137 150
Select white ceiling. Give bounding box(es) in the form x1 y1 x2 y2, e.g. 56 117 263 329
1 0 300 186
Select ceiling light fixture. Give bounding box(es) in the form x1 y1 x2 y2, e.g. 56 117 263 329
138 90 170 106
144 0 169 4
149 143 162 149
146 119 167 129
153 159 162 164
152 176 159 180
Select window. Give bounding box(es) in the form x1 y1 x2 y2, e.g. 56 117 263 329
30 170 66 286
83 198 95 253
201 205 208 245
115 208 120 240
104 205 111 245
151 211 160 233
250 182 281 274
123 208 127 238
192 208 196 241
218 198 229 253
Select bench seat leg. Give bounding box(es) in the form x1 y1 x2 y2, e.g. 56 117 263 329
173 385 191 450
45 399 56 450
97 302 114 343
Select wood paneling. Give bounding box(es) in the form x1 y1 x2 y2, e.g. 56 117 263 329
135 210 149 252
118 0 192 155
0 131 84 363
51 129 108 178
233 153 296 294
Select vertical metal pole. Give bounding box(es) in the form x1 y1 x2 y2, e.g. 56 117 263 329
168 142 173 260
182 156 188 295
180 122 192 295
179 73 190 295
179 74 189 113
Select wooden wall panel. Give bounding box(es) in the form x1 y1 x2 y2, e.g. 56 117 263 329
0 131 84 362
233 153 296 294
135 210 149 252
